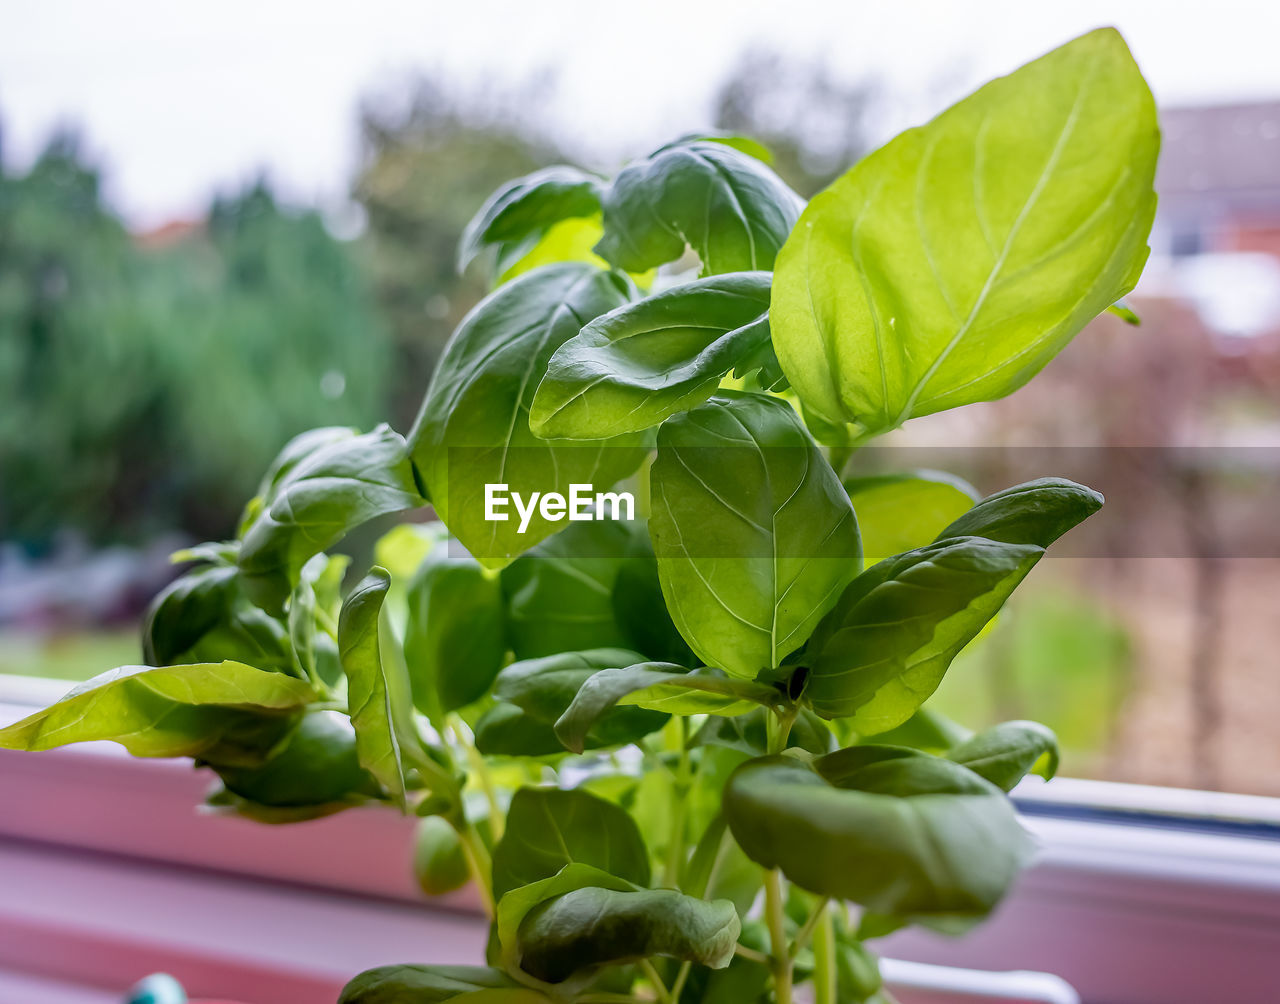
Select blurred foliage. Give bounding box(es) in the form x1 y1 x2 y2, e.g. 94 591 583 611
713 49 878 198
352 80 564 428
0 628 138 682
0 133 390 548
930 584 1133 774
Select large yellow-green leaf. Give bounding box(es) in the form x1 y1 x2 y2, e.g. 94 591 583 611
772 28 1158 435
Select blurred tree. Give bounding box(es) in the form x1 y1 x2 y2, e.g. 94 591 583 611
352 79 563 427
712 49 878 198
0 134 390 547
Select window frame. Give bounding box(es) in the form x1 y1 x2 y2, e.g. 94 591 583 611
2 683 1277 1003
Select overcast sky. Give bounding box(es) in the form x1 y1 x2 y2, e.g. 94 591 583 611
4 1 1279 226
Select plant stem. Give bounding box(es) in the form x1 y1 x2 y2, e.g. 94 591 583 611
700 826 732 900
734 943 772 966
638 959 673 1004
663 719 693 887
449 717 504 842
456 822 495 918
764 868 793 1004
811 903 836 1004
767 707 797 755
789 897 830 959
670 961 692 1000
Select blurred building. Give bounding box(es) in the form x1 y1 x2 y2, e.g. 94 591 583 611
1146 102 1280 341
1156 101 1280 260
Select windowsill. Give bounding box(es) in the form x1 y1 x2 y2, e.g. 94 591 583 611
2 683 1277 1003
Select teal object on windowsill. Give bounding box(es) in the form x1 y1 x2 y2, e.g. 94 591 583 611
124 973 187 1004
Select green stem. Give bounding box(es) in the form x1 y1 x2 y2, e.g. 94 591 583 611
768 707 797 755
734 943 772 966
764 868 793 1004
450 717 504 842
700 827 732 900
456 823 495 919
663 719 692 888
789 897 830 959
827 444 855 477
670 961 692 1001
638 958 673 1004
812 903 836 1004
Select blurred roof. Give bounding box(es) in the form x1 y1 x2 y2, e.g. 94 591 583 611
133 219 202 249
1158 102 1280 216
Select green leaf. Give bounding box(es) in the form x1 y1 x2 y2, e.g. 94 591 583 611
288 553 350 689
693 707 834 758
611 529 697 666
0 661 313 758
203 785 373 825
595 139 804 276
339 965 550 1003
213 708 376 807
835 936 884 1002
805 536 1044 731
339 567 425 806
408 262 650 565
492 786 651 900
724 748 1032 924
555 663 779 754
414 816 472 896
142 563 293 675
239 425 424 612
844 471 979 565
374 523 442 583
459 166 606 273
868 707 972 754
935 477 1103 547
238 426 359 536
473 702 568 758
678 955 771 1003
649 392 861 679
517 885 740 983
405 543 507 723
492 649 668 751
530 272 775 439
772 28 1158 434
495 863 636 974
498 216 611 284
659 131 776 165
499 520 635 660
1107 299 1141 325
947 719 1059 791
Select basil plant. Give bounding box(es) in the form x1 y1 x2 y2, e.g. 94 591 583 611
1 29 1157 1004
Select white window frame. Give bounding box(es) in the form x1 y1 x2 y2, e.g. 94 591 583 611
2 683 1277 1003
